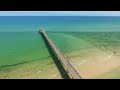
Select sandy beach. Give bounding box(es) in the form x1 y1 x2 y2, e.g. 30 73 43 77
65 47 120 79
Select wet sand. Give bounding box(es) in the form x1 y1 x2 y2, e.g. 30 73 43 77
66 48 120 79
0 57 62 79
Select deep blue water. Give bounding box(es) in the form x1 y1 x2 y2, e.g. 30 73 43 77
1 16 120 32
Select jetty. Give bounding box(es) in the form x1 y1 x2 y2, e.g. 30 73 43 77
39 28 82 79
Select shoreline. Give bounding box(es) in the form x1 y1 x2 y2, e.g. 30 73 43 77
65 48 120 79
0 47 120 79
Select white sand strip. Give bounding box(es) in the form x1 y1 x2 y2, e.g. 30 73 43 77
75 58 91 67
104 54 113 61
36 71 42 74
50 74 57 79
78 60 87 66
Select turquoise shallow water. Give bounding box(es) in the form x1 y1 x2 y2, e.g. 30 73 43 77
0 32 50 67
1 16 120 71
0 16 120 66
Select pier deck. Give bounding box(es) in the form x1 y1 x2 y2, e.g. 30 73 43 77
40 28 82 79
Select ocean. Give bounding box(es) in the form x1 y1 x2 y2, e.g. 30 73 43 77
0 16 120 79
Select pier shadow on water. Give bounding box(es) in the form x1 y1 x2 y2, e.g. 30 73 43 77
0 56 51 70
40 31 70 79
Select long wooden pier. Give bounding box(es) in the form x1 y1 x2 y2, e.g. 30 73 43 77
40 28 82 79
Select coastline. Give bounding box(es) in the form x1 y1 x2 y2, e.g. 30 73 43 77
66 48 120 79
0 47 120 79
